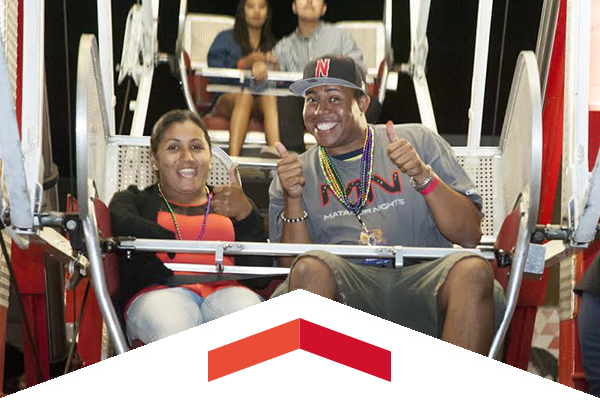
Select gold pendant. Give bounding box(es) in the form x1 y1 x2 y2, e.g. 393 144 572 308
359 228 386 246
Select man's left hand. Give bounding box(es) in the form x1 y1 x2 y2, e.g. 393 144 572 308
211 163 253 221
386 121 429 183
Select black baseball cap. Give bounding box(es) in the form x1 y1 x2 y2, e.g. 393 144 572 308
289 55 367 97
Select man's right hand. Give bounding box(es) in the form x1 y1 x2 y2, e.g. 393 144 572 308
252 61 268 83
275 142 304 199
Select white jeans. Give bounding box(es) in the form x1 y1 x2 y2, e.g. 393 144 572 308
125 286 263 344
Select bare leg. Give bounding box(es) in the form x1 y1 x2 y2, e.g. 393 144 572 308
214 92 254 157
229 92 254 156
288 256 336 300
258 95 280 146
437 257 495 355
212 93 237 118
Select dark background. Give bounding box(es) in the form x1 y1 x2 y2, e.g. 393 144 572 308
45 0 544 179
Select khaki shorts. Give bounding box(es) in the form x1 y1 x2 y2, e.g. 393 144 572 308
271 250 506 338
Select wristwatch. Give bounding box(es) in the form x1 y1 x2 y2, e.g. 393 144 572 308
410 165 433 192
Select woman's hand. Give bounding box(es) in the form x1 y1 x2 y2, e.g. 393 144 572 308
211 163 253 221
239 51 266 68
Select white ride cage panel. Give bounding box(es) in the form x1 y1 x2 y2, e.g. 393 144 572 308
466 0 494 147
0 0 20 309
499 54 542 228
0 0 18 106
104 135 240 203
563 0 592 246
183 13 234 70
335 21 386 77
0 0 44 229
96 0 116 136
76 35 111 208
20 0 45 214
104 137 503 240
122 0 159 137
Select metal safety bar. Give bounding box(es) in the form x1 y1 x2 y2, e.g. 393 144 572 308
82 190 128 354
115 238 495 269
194 67 302 83
489 191 531 359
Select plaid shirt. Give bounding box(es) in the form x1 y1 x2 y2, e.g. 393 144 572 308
273 22 365 72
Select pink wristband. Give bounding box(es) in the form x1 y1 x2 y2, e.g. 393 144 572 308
420 175 439 196
237 59 245 69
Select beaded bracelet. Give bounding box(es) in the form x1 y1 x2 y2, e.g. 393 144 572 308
280 210 308 223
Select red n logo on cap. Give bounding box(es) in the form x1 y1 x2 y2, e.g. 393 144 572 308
315 58 330 78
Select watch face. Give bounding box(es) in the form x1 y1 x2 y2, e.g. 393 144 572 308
410 167 433 192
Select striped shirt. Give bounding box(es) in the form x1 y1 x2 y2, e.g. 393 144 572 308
273 22 365 72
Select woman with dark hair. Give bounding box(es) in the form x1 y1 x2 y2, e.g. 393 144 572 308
207 0 280 158
109 109 266 344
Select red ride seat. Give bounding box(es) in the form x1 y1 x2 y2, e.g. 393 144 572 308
183 51 265 133
202 113 265 133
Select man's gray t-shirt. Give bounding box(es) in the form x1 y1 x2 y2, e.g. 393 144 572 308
269 124 482 252
273 22 364 72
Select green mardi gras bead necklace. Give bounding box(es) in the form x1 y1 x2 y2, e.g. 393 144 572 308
157 183 211 240
318 125 375 218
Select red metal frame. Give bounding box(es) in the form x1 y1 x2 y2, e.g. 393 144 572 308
558 0 600 388
10 243 51 386
503 0 566 372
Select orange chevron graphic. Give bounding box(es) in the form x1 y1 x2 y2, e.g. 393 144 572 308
208 319 391 382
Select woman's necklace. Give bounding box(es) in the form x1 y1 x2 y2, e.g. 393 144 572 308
318 125 375 233
157 184 211 240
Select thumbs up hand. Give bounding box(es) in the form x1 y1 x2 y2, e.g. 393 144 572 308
229 162 241 185
275 142 305 199
386 121 429 182
211 163 253 221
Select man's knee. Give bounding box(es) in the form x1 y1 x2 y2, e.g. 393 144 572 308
449 257 494 297
291 255 331 278
289 255 335 287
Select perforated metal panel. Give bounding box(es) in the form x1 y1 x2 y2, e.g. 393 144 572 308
335 21 385 72
76 35 110 209
86 53 108 202
115 145 155 192
112 142 235 196
499 52 542 232
184 14 234 68
454 149 502 238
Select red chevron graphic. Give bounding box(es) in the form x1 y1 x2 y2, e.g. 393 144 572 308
208 319 391 382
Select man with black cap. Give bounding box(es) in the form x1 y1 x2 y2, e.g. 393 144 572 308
254 0 379 154
269 55 506 355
